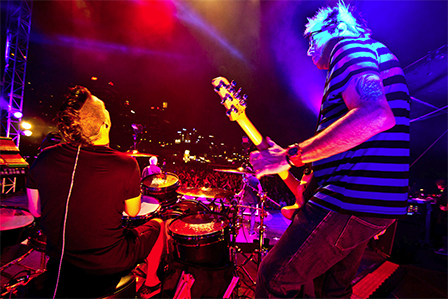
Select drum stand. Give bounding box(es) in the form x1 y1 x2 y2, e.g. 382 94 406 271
0 242 47 297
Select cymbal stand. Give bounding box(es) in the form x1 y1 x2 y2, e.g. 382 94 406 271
231 191 269 289
257 192 268 260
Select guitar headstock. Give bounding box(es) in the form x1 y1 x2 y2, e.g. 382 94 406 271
212 77 247 122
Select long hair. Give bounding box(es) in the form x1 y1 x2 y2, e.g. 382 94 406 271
304 1 371 38
56 86 105 146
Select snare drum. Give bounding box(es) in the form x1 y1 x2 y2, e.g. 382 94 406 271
161 199 210 220
141 173 180 208
169 212 230 267
0 206 34 253
122 196 161 228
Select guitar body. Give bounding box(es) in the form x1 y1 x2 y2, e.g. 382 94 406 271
212 76 314 220
280 171 314 219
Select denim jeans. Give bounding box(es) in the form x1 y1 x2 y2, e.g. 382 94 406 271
256 203 395 298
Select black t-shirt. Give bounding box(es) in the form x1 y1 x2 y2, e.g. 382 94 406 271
27 143 141 274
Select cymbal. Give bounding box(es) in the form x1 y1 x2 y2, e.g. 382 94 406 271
177 187 234 198
213 167 254 175
125 150 154 158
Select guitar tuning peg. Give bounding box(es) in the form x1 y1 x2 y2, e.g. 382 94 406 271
234 88 242 99
221 94 231 104
226 105 238 117
239 99 247 107
228 80 237 93
214 80 225 93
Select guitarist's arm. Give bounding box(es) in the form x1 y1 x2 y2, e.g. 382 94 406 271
250 137 313 218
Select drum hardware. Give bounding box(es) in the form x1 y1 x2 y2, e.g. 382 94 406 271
1 220 48 298
161 199 211 222
228 188 270 288
173 271 195 299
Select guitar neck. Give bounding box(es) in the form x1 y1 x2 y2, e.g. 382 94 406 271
235 117 266 150
236 115 293 182
211 76 301 200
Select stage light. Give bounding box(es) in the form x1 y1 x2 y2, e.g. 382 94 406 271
23 130 32 137
13 111 23 118
20 121 32 130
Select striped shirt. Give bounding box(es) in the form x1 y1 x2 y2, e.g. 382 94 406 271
310 37 410 218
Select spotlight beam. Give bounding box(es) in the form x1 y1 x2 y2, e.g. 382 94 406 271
173 1 248 64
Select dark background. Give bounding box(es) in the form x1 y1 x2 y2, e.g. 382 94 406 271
1 0 447 192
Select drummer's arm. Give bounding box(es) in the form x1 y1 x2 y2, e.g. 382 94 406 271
125 194 142 217
27 188 41 218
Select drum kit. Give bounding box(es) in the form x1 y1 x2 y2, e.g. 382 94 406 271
0 166 275 296
136 167 278 274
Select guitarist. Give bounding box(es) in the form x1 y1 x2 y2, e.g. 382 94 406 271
249 2 410 298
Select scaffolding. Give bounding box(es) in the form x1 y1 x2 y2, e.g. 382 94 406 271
1 0 33 147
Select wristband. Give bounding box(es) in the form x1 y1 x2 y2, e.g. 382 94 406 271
286 144 303 167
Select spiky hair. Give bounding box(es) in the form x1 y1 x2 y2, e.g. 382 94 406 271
304 1 371 38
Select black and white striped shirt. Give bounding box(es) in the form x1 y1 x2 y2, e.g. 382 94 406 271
310 37 410 218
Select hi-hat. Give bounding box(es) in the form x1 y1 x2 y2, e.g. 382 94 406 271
177 187 234 198
213 167 254 175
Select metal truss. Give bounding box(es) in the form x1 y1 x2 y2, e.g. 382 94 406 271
1 0 33 147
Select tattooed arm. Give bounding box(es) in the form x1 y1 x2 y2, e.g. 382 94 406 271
249 73 395 178
298 73 395 163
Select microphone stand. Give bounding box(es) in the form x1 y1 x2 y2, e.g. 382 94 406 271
162 161 167 181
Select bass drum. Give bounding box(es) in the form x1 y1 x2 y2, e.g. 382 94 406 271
141 173 180 208
161 199 210 220
168 212 230 267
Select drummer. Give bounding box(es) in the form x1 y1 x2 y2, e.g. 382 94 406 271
142 156 162 179
26 86 165 298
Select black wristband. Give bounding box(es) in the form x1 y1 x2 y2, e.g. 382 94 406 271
286 144 302 167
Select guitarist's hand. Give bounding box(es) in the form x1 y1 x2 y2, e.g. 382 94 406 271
249 137 291 179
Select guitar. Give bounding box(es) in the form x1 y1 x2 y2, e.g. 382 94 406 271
212 76 314 220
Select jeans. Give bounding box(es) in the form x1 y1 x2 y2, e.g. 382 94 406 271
256 203 395 298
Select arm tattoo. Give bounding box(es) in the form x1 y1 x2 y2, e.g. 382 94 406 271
354 75 384 102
